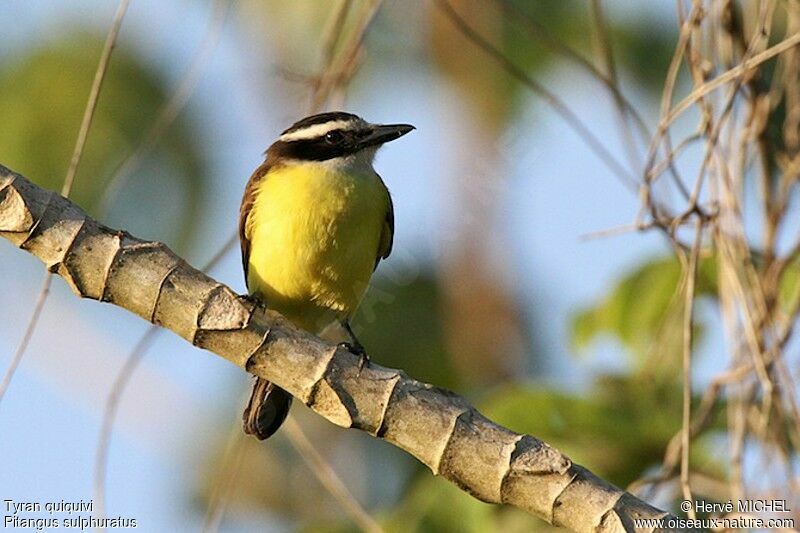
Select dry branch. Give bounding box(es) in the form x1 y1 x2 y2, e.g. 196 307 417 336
0 164 676 533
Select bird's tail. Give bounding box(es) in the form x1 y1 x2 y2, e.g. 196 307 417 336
242 377 292 440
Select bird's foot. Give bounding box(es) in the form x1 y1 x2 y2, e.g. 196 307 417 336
241 294 266 309
337 341 370 373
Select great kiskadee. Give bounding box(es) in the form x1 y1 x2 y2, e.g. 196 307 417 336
238 111 414 439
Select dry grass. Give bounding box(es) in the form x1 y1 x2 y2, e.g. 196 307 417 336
634 0 800 510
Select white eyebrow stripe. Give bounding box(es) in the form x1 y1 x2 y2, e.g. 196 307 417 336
279 120 358 142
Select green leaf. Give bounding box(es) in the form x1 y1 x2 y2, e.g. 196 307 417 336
571 255 717 372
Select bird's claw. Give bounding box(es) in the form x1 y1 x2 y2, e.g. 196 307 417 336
337 342 370 373
241 294 265 309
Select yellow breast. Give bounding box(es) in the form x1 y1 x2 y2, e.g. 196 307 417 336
246 161 389 333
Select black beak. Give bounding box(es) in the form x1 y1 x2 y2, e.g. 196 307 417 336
360 123 415 148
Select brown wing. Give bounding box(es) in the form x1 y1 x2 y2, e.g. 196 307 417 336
239 161 271 288
375 175 394 269
239 160 294 439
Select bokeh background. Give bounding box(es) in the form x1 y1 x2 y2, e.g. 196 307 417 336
1 1 795 531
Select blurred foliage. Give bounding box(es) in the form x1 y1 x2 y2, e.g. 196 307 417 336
429 0 582 130
356 274 460 390
245 0 330 70
572 251 800 371
386 474 536 533
571 255 718 376
484 378 724 487
611 21 677 92
198 409 381 525
778 258 800 311
0 32 207 251
428 0 676 129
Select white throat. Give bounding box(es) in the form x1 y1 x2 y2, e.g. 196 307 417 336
300 147 379 176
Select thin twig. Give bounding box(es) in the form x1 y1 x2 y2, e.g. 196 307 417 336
311 0 383 112
589 0 644 176
201 425 249 533
62 0 132 198
93 327 159 523
97 0 236 215
643 0 702 199
579 221 653 241
680 218 703 519
0 0 131 408
282 417 384 533
318 0 354 72
433 0 638 190
656 30 800 149
0 276 51 404
494 0 652 144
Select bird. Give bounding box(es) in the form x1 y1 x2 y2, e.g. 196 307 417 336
238 111 414 439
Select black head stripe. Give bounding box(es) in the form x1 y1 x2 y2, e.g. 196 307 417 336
281 111 362 135
268 125 369 162
267 136 348 162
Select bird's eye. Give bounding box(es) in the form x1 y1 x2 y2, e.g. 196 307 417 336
325 130 344 144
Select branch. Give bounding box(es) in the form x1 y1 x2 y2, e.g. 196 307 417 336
0 164 676 532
